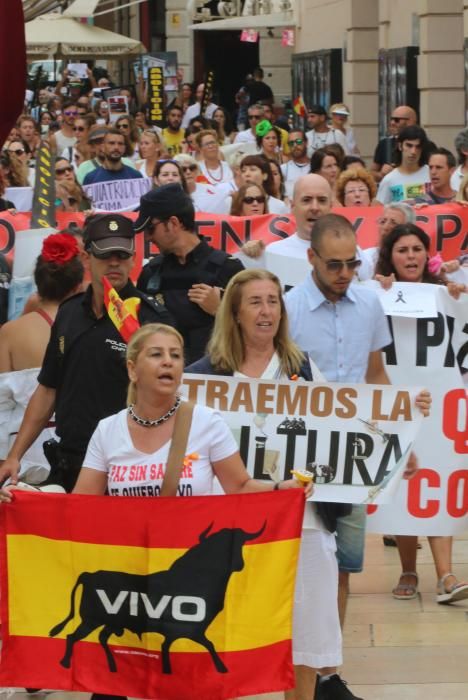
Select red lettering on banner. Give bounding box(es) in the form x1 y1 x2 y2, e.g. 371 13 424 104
446 470 468 517
443 389 468 453
407 468 440 517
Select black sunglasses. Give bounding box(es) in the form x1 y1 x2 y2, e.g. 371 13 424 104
243 195 266 204
182 164 198 172
55 166 73 175
288 138 304 146
8 148 25 156
117 123 130 129
73 126 86 132
312 248 362 272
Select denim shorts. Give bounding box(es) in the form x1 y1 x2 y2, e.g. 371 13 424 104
335 504 366 573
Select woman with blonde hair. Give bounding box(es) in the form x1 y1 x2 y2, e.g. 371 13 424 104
136 129 163 178
455 171 468 202
186 268 345 700
335 167 377 207
65 322 311 500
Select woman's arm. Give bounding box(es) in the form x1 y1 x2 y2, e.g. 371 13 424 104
214 452 313 497
73 466 108 495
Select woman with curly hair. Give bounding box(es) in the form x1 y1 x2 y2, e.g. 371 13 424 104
0 150 29 188
335 167 377 207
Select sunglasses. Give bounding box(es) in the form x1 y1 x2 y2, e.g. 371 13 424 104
8 148 25 156
93 250 133 260
64 110 78 117
288 138 304 146
55 166 73 175
248 114 261 120
243 195 266 204
390 116 409 123
117 123 130 129
313 248 362 272
73 126 85 132
182 164 198 172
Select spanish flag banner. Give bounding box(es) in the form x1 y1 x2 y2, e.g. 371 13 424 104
102 275 141 343
0 490 304 699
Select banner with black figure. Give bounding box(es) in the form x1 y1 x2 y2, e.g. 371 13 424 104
0 490 304 699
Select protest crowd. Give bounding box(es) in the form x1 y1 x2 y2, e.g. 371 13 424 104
0 60 468 700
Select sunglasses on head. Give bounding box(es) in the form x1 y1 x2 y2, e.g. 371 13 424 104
56 166 73 175
313 248 362 272
288 138 304 146
93 250 133 260
243 195 266 205
8 148 25 156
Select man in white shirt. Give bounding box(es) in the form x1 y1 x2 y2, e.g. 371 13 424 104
376 125 431 205
234 104 264 144
281 130 310 198
181 83 218 129
306 104 348 158
451 127 468 192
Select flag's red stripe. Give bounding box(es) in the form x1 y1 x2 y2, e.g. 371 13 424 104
0 635 293 699
4 491 304 546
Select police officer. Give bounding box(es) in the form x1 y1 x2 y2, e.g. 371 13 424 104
135 184 244 365
0 214 173 492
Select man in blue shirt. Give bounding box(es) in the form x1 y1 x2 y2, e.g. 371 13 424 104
83 129 143 185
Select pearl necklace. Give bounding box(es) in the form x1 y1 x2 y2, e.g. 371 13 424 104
128 396 181 428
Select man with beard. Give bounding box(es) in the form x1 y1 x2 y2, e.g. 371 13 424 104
281 129 310 198
162 105 185 156
83 128 143 185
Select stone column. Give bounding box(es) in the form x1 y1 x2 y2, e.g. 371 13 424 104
418 0 464 145
342 0 379 161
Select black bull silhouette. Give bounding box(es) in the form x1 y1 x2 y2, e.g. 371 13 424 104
49 522 266 674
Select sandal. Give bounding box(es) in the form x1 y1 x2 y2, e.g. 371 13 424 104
392 571 419 600
437 573 468 604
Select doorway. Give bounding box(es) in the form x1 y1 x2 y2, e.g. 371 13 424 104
194 30 259 114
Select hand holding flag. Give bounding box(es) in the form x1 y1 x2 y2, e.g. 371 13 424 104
102 276 141 343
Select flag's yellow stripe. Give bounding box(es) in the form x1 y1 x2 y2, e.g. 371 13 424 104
7 535 299 653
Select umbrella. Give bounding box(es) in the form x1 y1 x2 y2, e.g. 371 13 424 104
25 12 146 59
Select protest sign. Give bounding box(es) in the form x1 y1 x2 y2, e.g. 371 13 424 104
108 95 129 123
367 287 468 536
182 375 423 504
147 66 164 127
5 187 33 212
82 177 152 212
0 490 303 699
364 280 439 318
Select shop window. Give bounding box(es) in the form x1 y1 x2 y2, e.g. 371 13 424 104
378 47 419 138
292 49 342 112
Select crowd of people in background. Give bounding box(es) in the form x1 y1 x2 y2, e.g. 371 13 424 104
0 64 467 700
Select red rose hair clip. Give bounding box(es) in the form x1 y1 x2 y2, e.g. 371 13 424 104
41 233 79 265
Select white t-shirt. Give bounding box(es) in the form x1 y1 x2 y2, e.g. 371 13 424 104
268 195 290 214
450 165 466 193
281 160 310 198
182 102 218 129
376 166 430 205
306 127 348 157
84 404 238 497
234 129 256 144
199 160 234 185
266 232 309 258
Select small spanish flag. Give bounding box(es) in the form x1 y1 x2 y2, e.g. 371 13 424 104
0 490 304 699
293 95 306 118
103 275 141 343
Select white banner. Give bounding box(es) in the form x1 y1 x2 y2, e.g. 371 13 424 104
367 287 468 535
182 375 423 505
82 177 152 212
